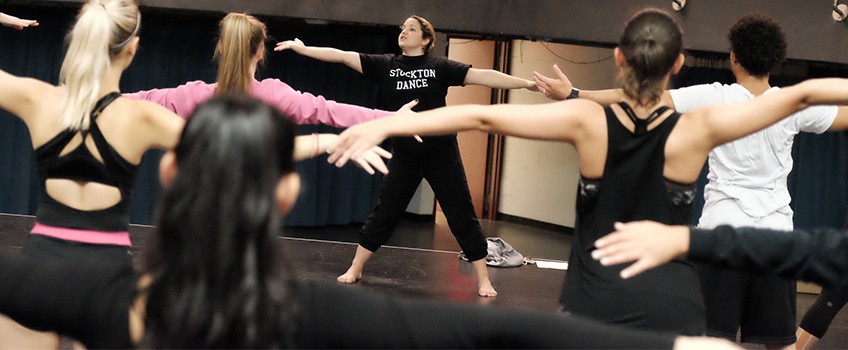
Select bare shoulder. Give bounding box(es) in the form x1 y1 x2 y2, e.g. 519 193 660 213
122 98 177 121
535 99 607 143
557 98 607 128
18 79 63 109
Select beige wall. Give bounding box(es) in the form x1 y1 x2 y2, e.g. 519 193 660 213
445 39 496 218
499 40 618 227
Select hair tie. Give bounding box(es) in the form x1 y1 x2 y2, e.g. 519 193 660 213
111 12 142 51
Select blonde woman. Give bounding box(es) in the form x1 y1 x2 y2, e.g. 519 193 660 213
0 0 180 347
124 13 391 128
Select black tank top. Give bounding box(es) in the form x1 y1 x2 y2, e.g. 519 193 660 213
34 92 139 232
560 103 703 330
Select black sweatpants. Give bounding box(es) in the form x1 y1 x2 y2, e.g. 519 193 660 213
359 138 487 262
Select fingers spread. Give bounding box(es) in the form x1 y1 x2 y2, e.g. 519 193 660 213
352 156 375 175
553 64 568 79
620 260 651 279
372 146 393 159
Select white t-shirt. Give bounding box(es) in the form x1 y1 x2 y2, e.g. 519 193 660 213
669 82 837 230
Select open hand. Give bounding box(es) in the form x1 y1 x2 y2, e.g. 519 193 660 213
592 221 690 279
533 64 573 100
350 145 393 175
328 100 418 168
274 38 305 52
0 13 38 30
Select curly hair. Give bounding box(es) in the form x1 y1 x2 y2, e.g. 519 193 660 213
728 13 786 77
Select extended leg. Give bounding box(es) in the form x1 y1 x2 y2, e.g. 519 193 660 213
338 155 423 284
424 142 494 297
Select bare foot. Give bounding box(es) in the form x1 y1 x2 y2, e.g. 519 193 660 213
478 281 498 297
337 267 362 284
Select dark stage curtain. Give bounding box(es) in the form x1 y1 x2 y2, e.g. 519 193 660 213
0 4 397 226
672 64 848 230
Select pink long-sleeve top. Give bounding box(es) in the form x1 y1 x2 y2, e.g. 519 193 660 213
123 79 391 127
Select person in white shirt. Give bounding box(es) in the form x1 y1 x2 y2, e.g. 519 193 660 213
534 13 848 350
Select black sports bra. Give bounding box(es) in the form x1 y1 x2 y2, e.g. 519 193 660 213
33 92 140 232
35 92 137 190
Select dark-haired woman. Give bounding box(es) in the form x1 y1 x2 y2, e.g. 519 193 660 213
534 14 848 348
125 13 392 128
324 8 848 335
276 15 537 297
0 94 743 349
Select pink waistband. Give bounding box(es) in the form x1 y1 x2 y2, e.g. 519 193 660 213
31 223 132 247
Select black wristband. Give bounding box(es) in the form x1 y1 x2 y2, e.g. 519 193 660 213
567 87 580 100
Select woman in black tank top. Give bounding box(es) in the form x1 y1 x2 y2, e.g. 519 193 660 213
325 7 848 335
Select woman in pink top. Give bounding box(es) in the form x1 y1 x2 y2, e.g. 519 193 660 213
124 13 392 128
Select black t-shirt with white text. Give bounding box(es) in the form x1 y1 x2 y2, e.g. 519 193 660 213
359 53 470 153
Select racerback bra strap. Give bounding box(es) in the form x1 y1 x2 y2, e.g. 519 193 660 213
90 92 122 122
88 92 132 193
617 102 670 135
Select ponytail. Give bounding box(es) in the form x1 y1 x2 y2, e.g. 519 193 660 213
215 13 267 95
59 0 139 130
618 8 682 107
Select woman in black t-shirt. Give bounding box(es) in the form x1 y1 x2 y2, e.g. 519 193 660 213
323 8 848 335
276 15 537 297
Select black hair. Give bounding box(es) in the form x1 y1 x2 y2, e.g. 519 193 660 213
142 94 299 348
618 8 683 106
728 13 786 77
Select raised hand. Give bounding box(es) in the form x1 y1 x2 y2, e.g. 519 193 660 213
0 13 38 30
274 38 305 52
592 221 690 279
533 64 573 100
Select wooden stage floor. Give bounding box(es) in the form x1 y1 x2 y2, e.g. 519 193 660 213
1 213 846 348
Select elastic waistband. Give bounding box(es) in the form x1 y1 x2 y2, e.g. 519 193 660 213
31 222 132 247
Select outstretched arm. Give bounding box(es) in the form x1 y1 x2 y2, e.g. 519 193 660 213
0 12 38 30
133 101 186 154
464 68 537 91
294 133 392 175
827 106 848 131
123 81 211 119
275 38 363 73
690 78 848 149
533 64 676 107
0 69 54 126
593 221 848 289
326 99 600 167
